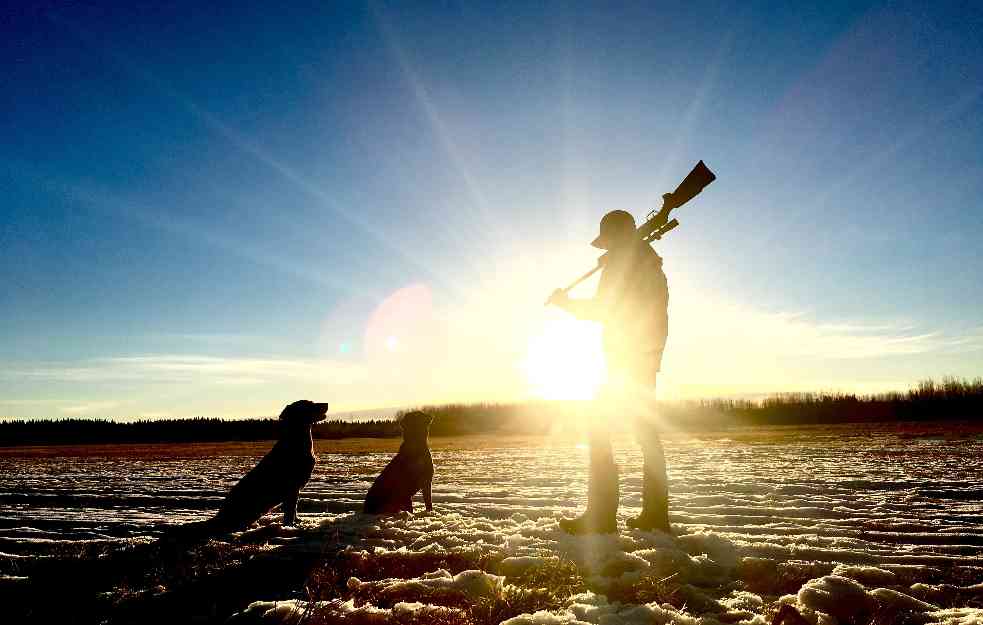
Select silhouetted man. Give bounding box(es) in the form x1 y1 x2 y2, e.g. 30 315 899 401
548 209 670 534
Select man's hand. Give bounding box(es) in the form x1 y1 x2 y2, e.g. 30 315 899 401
547 288 569 308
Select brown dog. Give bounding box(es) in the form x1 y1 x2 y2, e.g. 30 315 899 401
209 400 328 531
364 411 434 514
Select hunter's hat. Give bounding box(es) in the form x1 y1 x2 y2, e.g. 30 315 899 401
591 210 636 249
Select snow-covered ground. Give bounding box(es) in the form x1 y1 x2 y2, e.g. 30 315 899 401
2 422 981 623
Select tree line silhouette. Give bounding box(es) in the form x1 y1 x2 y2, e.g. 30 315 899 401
0 378 980 447
660 376 983 428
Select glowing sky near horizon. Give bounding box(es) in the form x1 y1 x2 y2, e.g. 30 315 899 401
1 1 982 418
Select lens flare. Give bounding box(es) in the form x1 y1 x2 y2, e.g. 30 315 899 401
364 283 439 366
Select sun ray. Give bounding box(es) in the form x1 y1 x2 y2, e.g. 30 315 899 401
44 10 472 301
656 29 735 188
368 4 512 263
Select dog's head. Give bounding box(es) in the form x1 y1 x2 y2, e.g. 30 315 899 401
279 400 329 428
399 411 433 440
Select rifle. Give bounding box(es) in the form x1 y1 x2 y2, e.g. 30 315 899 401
547 160 716 303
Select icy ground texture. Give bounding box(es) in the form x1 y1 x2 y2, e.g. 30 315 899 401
227 511 983 625
2 423 982 623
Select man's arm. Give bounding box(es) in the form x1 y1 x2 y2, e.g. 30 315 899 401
548 289 603 320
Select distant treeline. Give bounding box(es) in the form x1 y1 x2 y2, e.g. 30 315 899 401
662 377 983 428
0 402 561 447
1 378 980 446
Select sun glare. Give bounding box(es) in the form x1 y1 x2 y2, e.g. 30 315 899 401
522 317 606 400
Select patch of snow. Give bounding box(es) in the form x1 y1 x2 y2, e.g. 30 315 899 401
499 556 549 577
831 563 898 586
348 568 504 601
228 598 459 624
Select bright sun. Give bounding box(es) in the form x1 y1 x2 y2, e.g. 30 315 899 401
522 317 607 400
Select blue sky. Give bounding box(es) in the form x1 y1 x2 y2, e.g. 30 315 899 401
2 1 982 418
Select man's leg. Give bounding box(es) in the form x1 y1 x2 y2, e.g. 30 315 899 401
627 373 671 533
628 418 670 532
560 423 618 535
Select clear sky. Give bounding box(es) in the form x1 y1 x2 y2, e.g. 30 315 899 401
2 1 982 418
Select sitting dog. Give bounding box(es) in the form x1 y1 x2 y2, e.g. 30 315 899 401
208 400 328 532
364 411 434 514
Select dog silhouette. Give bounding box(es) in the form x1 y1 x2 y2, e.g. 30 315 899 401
364 411 434 514
209 400 328 531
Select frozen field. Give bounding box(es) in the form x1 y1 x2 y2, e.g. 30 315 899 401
1 422 982 624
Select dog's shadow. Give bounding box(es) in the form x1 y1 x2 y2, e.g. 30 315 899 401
21 510 392 622
158 509 402 552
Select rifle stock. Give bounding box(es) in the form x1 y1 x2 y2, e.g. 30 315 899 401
639 160 716 241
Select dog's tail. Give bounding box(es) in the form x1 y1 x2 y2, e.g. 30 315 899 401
156 519 218 549
156 513 253 550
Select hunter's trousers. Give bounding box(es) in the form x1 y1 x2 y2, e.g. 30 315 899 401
585 357 668 526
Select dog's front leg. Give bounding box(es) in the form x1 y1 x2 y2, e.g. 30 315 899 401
423 480 433 512
282 492 298 525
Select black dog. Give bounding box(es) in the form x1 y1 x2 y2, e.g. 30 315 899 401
208 400 328 531
364 411 434 514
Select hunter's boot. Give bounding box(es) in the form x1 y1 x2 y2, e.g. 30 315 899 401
560 434 619 535
626 466 669 532
627 427 671 533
